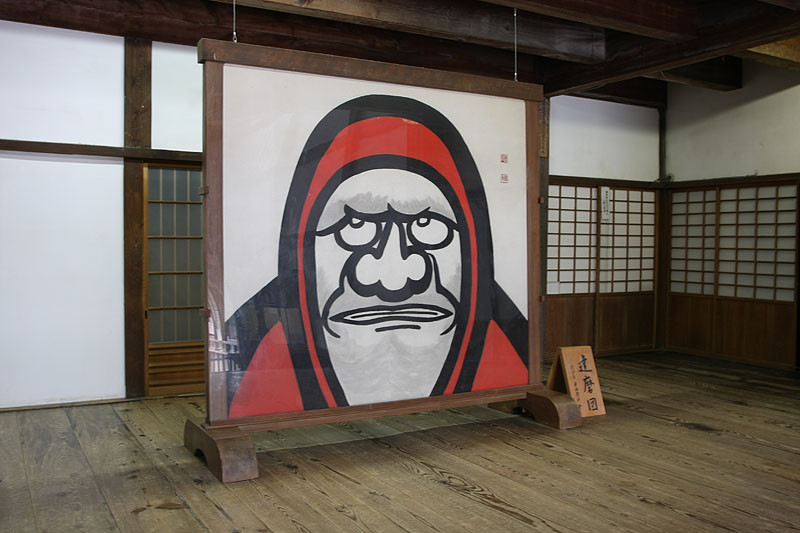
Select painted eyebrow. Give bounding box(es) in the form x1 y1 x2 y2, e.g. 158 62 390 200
316 205 456 235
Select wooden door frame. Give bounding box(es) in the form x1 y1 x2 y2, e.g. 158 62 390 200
123 38 203 396
142 163 205 396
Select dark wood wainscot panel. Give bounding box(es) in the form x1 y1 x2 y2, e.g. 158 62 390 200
666 294 796 370
544 294 594 360
666 293 715 354
596 293 655 355
713 299 796 369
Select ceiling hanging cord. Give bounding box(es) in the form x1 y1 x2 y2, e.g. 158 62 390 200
514 8 518 82
232 0 238 43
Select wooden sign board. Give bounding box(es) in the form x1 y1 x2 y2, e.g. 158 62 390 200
547 346 606 417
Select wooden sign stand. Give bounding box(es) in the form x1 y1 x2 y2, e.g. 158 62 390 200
547 345 606 417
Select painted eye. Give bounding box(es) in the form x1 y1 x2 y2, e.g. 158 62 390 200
409 215 451 247
338 217 380 247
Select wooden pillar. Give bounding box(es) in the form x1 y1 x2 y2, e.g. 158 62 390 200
538 98 550 375
123 38 152 397
654 107 670 349
124 38 152 148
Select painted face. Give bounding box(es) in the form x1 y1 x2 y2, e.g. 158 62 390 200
314 169 462 405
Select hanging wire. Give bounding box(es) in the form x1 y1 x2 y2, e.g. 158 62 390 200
232 0 238 43
513 8 518 82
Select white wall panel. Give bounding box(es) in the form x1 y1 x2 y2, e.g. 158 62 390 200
666 61 800 181
550 96 659 181
0 152 125 408
0 21 124 146
152 42 203 152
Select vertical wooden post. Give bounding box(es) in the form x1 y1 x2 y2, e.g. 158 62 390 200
654 187 671 348
654 107 669 348
526 98 546 385
124 38 152 149
538 98 550 371
203 61 228 423
123 38 152 397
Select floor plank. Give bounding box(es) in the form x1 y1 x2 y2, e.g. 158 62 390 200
66 404 203 532
0 412 37 533
148 398 347 532
114 402 270 532
3 352 799 533
17 408 118 532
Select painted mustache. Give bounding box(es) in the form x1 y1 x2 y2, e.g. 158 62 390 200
329 303 452 325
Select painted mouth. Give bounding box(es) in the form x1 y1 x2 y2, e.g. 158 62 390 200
329 304 453 326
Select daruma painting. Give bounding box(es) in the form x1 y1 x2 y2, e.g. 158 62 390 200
217 71 529 419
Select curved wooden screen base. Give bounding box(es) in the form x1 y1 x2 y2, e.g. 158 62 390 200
519 390 583 429
184 419 258 483
184 386 584 483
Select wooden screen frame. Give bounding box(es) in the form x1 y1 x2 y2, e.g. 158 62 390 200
198 38 544 430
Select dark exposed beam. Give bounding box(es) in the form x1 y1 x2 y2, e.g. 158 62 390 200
479 0 697 40
570 77 666 109
0 0 535 82
649 56 742 91
542 3 800 96
0 138 202 162
757 0 800 9
214 0 605 63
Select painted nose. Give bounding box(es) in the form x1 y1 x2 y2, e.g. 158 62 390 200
355 223 426 292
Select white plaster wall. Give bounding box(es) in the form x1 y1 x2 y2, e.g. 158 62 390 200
666 61 800 181
0 152 125 408
549 95 660 181
152 42 203 152
0 21 124 146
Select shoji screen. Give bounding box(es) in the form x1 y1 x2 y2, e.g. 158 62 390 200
546 182 657 358
547 185 597 295
598 189 656 294
670 189 716 296
717 185 796 302
667 182 798 369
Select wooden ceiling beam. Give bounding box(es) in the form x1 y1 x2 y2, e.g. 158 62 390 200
756 0 800 9
211 0 605 63
478 0 696 40
0 0 536 81
569 77 667 108
542 4 800 96
648 56 742 91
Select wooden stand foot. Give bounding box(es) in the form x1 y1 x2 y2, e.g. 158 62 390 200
519 390 583 429
184 419 258 483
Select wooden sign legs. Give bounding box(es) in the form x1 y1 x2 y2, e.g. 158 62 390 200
184 419 259 483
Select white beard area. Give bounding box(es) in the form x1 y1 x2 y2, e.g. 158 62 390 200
323 320 456 405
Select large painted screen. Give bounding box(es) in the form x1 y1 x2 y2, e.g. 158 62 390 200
212 65 529 418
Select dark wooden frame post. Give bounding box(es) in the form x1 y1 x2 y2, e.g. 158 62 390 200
123 37 152 398
184 38 579 483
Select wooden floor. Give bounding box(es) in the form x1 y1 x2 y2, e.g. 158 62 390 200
2 352 799 532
